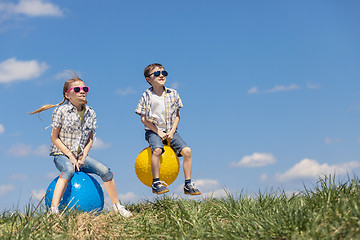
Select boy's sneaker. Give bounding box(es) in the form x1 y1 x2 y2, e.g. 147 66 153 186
184 181 201 195
151 181 169 195
114 203 133 218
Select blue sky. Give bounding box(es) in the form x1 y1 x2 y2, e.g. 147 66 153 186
1 0 360 211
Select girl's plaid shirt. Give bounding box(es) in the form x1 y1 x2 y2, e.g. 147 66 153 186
50 101 97 156
135 87 183 131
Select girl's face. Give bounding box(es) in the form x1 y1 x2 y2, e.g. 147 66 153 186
65 80 88 106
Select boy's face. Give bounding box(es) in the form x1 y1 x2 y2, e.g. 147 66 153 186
146 66 167 87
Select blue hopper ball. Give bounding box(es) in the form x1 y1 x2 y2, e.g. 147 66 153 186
45 171 104 212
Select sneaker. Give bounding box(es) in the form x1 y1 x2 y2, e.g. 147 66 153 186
184 181 201 195
114 203 133 218
49 206 59 214
151 181 169 195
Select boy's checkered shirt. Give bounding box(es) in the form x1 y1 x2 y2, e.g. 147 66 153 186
135 87 183 131
50 101 97 156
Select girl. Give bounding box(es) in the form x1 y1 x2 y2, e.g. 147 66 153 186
30 74 132 217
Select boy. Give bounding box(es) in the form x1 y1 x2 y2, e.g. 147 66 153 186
135 63 201 196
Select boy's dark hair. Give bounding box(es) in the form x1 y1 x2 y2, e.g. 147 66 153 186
144 63 164 78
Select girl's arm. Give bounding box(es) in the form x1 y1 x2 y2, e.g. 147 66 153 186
77 130 93 165
140 114 167 140
51 127 80 171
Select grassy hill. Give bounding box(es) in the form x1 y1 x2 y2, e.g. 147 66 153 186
1 175 359 239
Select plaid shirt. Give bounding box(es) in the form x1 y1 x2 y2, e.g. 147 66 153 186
135 87 183 131
50 101 97 156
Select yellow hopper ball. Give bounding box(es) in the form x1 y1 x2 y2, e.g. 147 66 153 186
135 145 180 187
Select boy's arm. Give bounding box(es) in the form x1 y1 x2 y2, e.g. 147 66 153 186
140 114 167 140
166 109 180 141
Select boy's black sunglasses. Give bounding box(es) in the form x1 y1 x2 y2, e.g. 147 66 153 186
150 71 168 77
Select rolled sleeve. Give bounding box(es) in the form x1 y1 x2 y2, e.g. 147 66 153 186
51 107 63 129
135 93 147 116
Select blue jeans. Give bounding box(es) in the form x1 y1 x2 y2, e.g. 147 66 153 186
52 154 113 182
145 130 188 157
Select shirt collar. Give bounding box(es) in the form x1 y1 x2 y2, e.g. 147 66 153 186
147 86 171 94
64 101 88 113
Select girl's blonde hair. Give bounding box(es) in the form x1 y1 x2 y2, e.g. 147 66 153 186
29 74 84 115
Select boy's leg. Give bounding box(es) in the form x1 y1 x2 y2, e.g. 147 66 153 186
171 132 201 195
180 147 192 180
151 148 162 179
151 148 169 194
145 130 169 194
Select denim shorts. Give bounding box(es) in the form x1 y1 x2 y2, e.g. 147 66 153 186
145 130 188 157
52 154 113 182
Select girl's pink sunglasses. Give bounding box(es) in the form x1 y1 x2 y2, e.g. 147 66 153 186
66 86 90 93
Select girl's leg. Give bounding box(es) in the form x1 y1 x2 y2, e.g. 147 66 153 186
51 155 75 210
103 178 119 204
51 178 68 208
81 156 115 198
82 156 132 217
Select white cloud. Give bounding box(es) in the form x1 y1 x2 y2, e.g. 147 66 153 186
193 179 229 198
0 58 48 83
0 124 4 133
306 82 321 89
193 179 219 189
55 70 82 80
7 143 48 157
264 84 299 93
248 84 299 94
93 137 111 150
0 184 15 196
275 158 360 182
202 189 229 198
259 173 268 182
175 178 228 198
9 173 28 181
0 0 63 18
31 189 46 201
115 86 136 96
325 137 344 144
46 171 58 180
118 192 138 203
170 82 179 89
248 86 259 94
230 152 277 168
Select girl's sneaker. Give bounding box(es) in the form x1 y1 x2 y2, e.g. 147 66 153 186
49 206 59 214
113 203 133 218
184 181 201 195
151 181 169 195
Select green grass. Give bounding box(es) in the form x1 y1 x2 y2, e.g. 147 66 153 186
1 175 359 239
